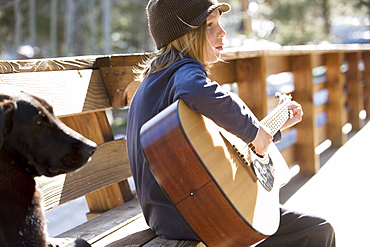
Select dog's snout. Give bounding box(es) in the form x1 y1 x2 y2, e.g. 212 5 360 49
84 143 96 157
70 140 96 161
49 141 97 176
76 139 96 157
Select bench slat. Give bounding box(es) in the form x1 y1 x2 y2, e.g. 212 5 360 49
105 229 157 247
37 138 131 210
0 69 110 116
0 56 97 73
143 237 203 247
56 197 204 247
57 198 143 243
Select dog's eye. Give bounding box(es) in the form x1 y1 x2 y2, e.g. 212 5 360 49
36 118 43 125
35 116 44 125
35 111 48 126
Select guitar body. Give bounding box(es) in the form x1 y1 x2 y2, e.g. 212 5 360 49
140 100 290 247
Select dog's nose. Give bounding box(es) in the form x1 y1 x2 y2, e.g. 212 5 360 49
83 143 96 157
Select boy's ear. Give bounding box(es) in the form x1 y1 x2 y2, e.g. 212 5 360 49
0 100 15 149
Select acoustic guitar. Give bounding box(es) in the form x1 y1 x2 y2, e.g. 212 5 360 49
140 93 292 246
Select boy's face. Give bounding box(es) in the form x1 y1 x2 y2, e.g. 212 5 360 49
205 9 226 63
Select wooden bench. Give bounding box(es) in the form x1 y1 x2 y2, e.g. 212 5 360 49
0 55 203 246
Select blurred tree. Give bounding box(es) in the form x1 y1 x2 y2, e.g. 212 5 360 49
102 0 112 54
49 0 57 57
356 0 370 19
64 0 75 56
241 0 252 36
13 0 21 50
258 0 370 45
29 0 36 46
322 0 331 35
1 0 369 59
87 0 98 55
259 0 332 45
0 0 151 59
110 0 150 53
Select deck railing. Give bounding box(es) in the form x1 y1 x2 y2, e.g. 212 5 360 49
210 44 370 174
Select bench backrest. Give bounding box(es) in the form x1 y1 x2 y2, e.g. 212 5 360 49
0 55 142 211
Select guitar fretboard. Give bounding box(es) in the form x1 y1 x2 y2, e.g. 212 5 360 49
260 94 291 136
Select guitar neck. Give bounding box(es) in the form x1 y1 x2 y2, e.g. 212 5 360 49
260 96 291 136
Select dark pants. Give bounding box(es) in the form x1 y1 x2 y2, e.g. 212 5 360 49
257 207 336 247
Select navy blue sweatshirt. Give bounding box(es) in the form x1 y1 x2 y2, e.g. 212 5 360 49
127 57 269 240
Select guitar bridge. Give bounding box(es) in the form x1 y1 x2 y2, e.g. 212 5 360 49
219 131 275 191
233 145 258 182
219 132 258 182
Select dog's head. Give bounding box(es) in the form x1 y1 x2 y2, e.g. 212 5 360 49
0 88 96 177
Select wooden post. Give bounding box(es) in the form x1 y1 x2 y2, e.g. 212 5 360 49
97 55 143 107
362 51 370 117
345 52 364 130
60 112 134 218
325 52 346 146
290 54 319 174
241 0 253 36
68 55 143 219
236 56 267 120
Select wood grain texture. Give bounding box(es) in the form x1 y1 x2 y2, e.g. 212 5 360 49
60 112 107 144
1 44 369 74
36 139 131 210
57 198 143 242
59 199 202 247
291 54 320 174
221 44 370 61
209 60 237 85
143 237 202 247
325 53 347 147
97 54 144 108
99 66 136 108
0 69 110 116
0 56 98 73
91 214 152 247
140 101 211 205
362 51 370 117
106 229 156 247
345 52 364 130
265 55 290 76
96 54 144 67
60 108 133 212
236 57 267 120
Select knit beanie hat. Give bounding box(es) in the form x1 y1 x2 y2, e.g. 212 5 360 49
147 0 231 50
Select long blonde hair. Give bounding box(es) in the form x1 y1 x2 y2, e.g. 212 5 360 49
135 21 211 81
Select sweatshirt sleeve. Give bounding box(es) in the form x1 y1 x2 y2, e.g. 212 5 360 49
172 63 259 143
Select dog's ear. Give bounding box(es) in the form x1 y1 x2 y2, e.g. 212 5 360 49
0 100 15 149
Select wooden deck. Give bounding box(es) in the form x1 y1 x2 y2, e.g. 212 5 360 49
283 121 370 247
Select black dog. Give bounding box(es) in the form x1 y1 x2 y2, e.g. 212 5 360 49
0 88 96 247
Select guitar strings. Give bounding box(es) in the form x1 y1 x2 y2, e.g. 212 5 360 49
238 98 291 161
